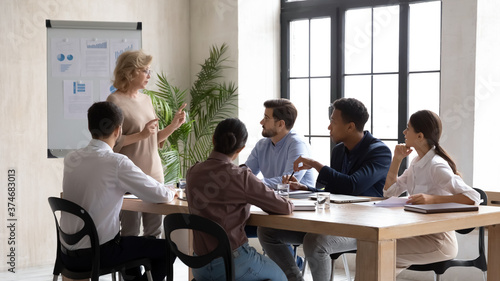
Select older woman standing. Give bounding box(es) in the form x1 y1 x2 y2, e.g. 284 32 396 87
107 50 186 238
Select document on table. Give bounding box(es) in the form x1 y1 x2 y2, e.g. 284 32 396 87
289 190 313 199
291 200 316 211
250 205 264 212
372 196 408 207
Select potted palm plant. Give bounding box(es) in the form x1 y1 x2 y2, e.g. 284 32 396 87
144 43 238 184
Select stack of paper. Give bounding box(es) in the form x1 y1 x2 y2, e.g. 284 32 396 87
372 197 408 207
292 200 316 211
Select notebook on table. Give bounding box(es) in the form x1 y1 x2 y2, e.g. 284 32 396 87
292 200 316 211
404 203 479 214
289 190 313 199
309 194 371 203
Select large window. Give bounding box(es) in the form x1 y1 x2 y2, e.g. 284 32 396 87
281 0 441 169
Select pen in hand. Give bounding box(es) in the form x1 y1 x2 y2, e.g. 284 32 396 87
287 171 295 183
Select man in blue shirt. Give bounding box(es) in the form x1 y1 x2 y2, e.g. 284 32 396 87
258 98 392 281
245 99 315 189
245 99 314 270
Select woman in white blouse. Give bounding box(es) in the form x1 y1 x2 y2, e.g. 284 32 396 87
383 110 480 274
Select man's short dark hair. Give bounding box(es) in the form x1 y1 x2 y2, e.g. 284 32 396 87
263 99 297 130
87 102 124 139
331 98 369 132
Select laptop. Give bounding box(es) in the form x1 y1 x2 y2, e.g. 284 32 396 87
310 193 371 203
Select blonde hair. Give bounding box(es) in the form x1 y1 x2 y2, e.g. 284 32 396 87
113 50 152 92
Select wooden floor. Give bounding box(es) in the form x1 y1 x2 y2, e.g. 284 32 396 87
0 244 484 281
0 259 188 281
0 259 436 281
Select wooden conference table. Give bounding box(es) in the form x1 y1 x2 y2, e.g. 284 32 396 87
122 198 500 281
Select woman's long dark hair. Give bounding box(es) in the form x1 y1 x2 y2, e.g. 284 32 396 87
213 118 248 155
409 110 460 176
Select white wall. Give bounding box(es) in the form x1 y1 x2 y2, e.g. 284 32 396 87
188 0 281 164
440 0 500 192
189 0 239 99
440 0 478 186
238 0 281 162
0 0 190 270
473 0 500 191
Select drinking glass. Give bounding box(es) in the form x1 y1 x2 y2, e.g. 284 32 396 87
277 183 290 199
316 192 330 209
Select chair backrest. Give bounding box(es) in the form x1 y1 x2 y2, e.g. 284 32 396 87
407 187 489 276
164 213 235 281
456 188 488 235
48 197 101 280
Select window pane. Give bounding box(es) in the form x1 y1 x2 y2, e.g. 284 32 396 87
383 140 397 159
408 72 440 116
311 78 331 135
310 17 331 77
344 75 372 132
290 78 310 137
373 74 398 139
373 6 399 73
409 1 441 71
310 137 331 168
345 8 372 74
290 20 309 77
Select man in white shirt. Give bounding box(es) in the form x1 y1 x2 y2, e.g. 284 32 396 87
61 101 176 281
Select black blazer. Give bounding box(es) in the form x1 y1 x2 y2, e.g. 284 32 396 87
315 131 392 197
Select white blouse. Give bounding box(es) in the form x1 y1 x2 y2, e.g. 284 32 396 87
384 147 481 204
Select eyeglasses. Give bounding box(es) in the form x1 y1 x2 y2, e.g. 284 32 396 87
263 115 279 122
142 69 152 76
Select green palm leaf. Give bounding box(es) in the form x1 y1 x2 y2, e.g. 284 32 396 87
147 43 237 183
158 148 181 184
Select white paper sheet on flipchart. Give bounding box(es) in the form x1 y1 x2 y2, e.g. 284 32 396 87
371 196 409 207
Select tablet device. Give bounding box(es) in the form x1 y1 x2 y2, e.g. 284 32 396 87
404 203 478 214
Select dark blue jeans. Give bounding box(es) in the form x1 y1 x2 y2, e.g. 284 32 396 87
61 235 168 281
192 242 286 281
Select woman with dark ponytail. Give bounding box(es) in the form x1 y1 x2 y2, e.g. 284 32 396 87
186 118 292 281
383 110 481 275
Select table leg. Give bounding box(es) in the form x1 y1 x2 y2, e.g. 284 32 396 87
355 239 396 281
189 230 194 280
488 224 500 281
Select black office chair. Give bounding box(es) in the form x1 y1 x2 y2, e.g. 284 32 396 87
297 248 355 280
328 250 357 281
164 213 235 281
48 197 153 281
407 188 488 281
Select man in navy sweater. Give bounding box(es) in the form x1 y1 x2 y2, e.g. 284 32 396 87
258 98 392 281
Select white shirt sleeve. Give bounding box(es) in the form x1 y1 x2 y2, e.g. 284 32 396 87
383 167 410 198
431 162 481 204
117 157 175 203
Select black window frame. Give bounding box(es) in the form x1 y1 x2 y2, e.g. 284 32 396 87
280 0 441 172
